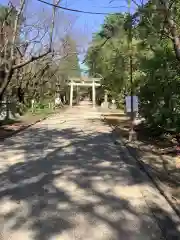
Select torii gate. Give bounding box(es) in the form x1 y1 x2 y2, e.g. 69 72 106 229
68 77 101 107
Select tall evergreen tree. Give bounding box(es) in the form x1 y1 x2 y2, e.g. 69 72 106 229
59 35 81 78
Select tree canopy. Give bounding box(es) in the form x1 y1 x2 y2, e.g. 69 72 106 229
85 1 180 134
0 3 81 107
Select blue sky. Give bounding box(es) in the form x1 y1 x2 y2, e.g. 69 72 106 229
0 0 137 69
0 0 131 32
62 0 129 34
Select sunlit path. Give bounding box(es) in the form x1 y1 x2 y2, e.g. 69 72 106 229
0 104 179 240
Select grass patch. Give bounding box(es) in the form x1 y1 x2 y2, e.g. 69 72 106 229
0 106 63 140
19 106 60 124
30 107 56 117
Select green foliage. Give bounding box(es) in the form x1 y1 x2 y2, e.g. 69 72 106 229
30 105 55 118
59 35 81 78
138 43 180 133
135 1 180 134
85 13 130 101
85 1 180 134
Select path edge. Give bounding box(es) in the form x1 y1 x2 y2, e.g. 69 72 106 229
0 117 47 142
102 114 180 220
0 107 68 142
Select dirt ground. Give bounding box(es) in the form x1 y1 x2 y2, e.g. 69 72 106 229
103 112 180 215
0 109 59 141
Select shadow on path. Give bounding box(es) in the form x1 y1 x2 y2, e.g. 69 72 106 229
0 121 179 239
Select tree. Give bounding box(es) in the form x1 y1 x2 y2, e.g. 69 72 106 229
128 0 180 62
85 13 138 102
58 35 81 78
85 3 180 135
0 0 61 100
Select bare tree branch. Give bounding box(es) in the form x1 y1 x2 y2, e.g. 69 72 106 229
0 0 62 98
158 0 180 61
49 0 61 50
11 0 25 58
13 50 50 69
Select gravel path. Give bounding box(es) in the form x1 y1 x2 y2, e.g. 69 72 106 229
0 105 179 240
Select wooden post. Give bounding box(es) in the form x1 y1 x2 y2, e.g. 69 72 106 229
92 79 96 108
104 91 108 103
70 81 73 107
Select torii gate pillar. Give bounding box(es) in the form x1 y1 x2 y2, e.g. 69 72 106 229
68 77 101 107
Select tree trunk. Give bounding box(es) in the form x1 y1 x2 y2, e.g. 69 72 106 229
0 67 14 100
158 0 180 61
